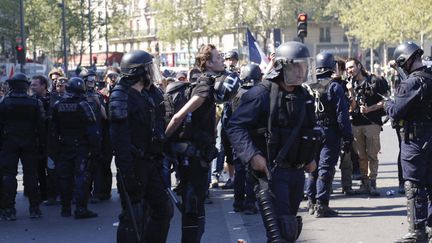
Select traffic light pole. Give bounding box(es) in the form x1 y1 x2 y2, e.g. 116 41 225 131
19 0 25 73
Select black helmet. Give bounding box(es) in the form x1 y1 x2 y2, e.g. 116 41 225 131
7 72 29 90
65 77 86 96
273 41 315 86
240 63 262 86
120 50 161 86
79 68 97 81
225 51 239 60
394 41 424 68
214 72 242 103
316 52 335 70
275 41 310 62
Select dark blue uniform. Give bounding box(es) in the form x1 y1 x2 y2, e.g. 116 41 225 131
227 79 317 241
306 81 352 208
110 83 173 243
385 67 432 230
52 95 100 216
0 90 45 218
229 87 257 213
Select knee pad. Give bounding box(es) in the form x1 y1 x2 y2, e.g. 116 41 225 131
278 215 298 242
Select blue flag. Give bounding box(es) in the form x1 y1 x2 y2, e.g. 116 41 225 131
246 29 269 70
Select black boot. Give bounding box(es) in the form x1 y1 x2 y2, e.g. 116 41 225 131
369 179 380 197
2 208 16 221
29 206 42 219
356 178 370 194
74 207 98 219
315 201 338 218
61 206 71 217
307 200 316 215
342 186 356 196
395 182 428 243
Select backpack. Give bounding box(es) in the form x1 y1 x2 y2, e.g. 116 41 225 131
164 81 196 140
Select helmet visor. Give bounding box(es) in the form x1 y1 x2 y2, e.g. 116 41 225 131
281 57 316 86
144 62 163 85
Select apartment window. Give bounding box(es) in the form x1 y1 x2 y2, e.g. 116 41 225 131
320 27 331 43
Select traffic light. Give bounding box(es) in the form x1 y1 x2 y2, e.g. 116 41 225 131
297 13 308 38
15 45 25 64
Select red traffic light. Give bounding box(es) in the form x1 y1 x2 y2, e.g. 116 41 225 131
16 46 23 52
298 13 307 22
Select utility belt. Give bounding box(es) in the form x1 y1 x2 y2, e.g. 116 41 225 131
169 141 218 169
400 121 432 142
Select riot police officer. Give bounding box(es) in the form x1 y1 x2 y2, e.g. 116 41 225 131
30 75 59 206
305 52 353 217
227 42 318 242
385 41 432 243
110 50 173 243
165 44 224 242
231 63 262 214
80 69 107 203
225 50 239 73
52 77 99 219
0 73 46 220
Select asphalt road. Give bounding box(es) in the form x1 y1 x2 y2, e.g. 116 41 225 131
1 124 408 243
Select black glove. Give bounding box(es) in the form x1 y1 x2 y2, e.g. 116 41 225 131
342 140 352 153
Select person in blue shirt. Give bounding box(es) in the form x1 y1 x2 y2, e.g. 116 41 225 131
226 41 318 242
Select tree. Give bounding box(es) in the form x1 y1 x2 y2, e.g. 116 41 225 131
0 0 21 58
151 0 205 67
325 0 432 68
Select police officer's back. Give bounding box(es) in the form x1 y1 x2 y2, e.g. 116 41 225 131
0 73 45 220
52 77 99 219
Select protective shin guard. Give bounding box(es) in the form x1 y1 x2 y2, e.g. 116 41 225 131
256 179 283 243
395 181 428 243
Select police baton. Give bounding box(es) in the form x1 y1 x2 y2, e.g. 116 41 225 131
116 167 142 243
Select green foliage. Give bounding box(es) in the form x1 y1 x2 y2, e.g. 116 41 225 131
326 0 432 49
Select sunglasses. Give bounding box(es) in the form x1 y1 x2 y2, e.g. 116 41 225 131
108 73 119 80
86 76 96 82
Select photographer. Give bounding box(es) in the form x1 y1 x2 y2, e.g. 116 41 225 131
345 58 389 196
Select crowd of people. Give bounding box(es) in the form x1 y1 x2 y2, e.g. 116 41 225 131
0 40 431 243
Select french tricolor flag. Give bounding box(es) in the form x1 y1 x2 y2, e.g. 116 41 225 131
246 28 269 71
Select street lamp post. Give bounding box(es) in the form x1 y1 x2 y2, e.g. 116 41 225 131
60 0 68 74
